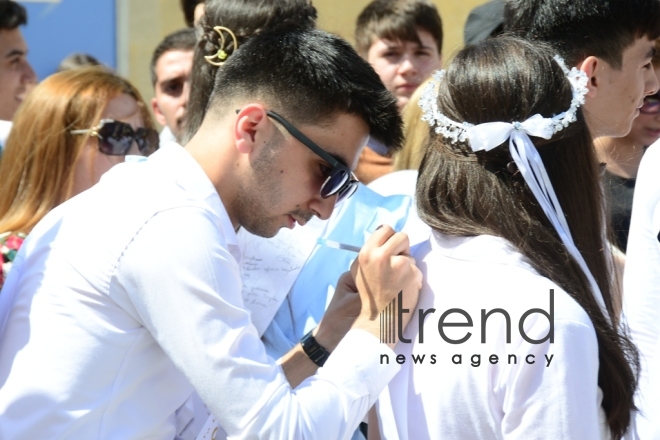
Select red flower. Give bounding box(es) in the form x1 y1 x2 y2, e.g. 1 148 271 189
5 234 24 250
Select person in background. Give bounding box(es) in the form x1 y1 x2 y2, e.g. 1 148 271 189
182 0 317 143
181 0 206 27
595 42 660 253
56 52 104 72
623 129 660 439
504 0 660 139
0 67 158 288
150 28 196 144
353 0 442 184
0 0 36 149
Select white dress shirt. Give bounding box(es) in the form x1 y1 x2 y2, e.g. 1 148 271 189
0 142 399 439
623 142 660 439
376 232 610 440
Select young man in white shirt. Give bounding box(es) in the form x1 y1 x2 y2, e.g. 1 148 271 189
0 0 36 149
0 29 421 439
150 28 195 144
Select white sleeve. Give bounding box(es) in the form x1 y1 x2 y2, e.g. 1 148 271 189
114 207 399 439
500 315 605 439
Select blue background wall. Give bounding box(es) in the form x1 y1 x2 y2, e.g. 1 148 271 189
19 0 116 81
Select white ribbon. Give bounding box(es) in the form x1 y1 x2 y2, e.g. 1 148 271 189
467 116 610 323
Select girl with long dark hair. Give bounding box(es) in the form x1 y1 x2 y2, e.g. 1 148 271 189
372 36 638 439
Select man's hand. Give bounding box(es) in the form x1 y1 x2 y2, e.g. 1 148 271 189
315 271 361 352
351 226 422 345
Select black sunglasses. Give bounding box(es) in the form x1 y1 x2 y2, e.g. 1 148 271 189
71 119 160 157
262 110 359 203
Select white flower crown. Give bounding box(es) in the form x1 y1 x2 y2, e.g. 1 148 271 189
417 55 611 324
419 55 589 145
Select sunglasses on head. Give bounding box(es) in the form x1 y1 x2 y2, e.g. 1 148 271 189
640 92 660 115
71 119 160 157
262 110 359 204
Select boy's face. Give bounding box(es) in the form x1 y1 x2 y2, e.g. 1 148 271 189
583 36 659 137
0 28 36 121
367 28 441 111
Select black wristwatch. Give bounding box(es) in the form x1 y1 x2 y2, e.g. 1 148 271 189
300 328 331 367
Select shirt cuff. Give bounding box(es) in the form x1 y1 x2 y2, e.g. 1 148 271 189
317 329 400 405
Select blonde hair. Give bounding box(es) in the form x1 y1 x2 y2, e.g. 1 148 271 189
392 77 431 171
0 67 153 235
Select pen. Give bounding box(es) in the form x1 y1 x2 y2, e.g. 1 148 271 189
317 238 361 253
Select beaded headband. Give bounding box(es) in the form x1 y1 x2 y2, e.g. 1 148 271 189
419 56 611 323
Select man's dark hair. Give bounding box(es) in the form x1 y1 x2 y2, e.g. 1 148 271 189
180 0 205 27
183 0 317 142
355 0 443 57
206 28 403 152
0 0 27 31
150 28 196 86
504 0 660 67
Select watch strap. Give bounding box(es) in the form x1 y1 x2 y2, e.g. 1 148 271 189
300 328 331 367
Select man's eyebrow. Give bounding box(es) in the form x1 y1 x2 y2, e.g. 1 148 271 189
4 49 26 59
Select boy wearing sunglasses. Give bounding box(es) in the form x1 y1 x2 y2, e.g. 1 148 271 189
0 29 421 439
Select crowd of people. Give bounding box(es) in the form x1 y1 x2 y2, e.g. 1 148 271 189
0 0 660 439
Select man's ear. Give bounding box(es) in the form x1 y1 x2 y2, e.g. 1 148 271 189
577 56 601 99
234 104 269 155
151 97 167 127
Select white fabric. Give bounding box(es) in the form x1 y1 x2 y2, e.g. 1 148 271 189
376 232 610 440
0 120 12 151
623 142 660 439
0 142 399 439
160 125 177 144
466 118 608 323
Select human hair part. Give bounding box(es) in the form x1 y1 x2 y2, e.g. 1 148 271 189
57 53 103 73
355 0 443 57
150 28 197 86
503 0 660 68
393 77 431 171
416 36 638 438
183 0 317 143
203 28 403 152
0 0 27 31
0 67 154 235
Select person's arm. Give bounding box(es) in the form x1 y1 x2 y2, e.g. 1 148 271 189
280 271 361 388
115 209 420 439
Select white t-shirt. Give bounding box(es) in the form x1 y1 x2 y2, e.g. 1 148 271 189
0 143 399 439
376 231 609 439
622 142 660 439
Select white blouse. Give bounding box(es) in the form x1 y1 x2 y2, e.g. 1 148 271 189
376 232 610 439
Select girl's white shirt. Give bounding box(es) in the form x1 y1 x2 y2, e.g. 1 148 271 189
376 231 610 440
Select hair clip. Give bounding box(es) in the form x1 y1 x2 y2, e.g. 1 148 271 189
204 26 239 67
